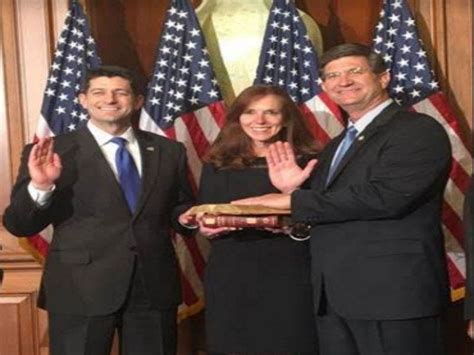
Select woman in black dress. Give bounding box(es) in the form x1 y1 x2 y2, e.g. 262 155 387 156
196 85 319 355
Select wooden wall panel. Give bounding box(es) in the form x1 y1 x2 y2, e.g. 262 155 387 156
413 0 472 133
301 0 383 47
0 0 24 214
0 268 45 355
0 0 29 259
0 295 39 355
0 17 13 219
15 0 51 140
443 0 472 131
85 0 168 93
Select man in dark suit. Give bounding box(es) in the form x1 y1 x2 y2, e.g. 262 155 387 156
464 173 474 337
235 44 452 355
3 66 195 355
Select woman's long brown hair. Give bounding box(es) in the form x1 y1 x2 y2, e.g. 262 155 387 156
205 85 319 168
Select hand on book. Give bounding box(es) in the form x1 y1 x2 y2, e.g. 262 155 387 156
199 224 237 240
192 212 237 239
232 193 292 210
178 210 199 229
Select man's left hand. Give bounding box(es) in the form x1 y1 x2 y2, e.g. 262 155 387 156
231 193 291 210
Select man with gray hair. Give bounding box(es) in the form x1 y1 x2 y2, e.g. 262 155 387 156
235 43 452 355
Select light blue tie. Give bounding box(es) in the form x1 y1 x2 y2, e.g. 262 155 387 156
110 137 141 213
326 125 358 184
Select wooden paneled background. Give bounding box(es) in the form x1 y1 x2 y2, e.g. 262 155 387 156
0 0 472 354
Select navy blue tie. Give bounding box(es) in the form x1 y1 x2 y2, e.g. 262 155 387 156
326 125 358 184
110 137 141 213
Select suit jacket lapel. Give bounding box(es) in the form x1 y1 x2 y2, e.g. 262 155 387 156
325 103 401 187
133 130 161 218
75 128 131 214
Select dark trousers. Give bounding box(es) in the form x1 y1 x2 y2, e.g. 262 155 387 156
316 297 444 355
48 260 177 355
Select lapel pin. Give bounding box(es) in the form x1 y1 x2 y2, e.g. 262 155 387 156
146 146 155 151
357 135 365 141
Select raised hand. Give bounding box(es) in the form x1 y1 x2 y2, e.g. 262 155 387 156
266 141 317 193
28 137 62 190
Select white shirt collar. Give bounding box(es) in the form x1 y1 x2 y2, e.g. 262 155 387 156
349 99 393 133
87 120 137 146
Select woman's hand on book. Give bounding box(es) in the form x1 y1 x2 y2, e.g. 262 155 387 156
178 209 199 229
194 212 237 239
199 224 236 239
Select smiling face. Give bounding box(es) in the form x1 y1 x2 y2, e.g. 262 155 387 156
79 76 143 135
321 55 390 121
239 94 284 156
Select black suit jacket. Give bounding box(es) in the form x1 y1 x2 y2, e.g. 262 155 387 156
463 174 474 318
3 127 194 316
292 103 452 320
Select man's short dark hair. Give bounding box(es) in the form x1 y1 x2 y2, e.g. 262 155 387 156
320 43 387 77
81 65 140 95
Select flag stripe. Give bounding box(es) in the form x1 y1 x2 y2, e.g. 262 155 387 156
174 234 205 298
317 91 346 125
139 110 166 136
194 233 211 261
36 115 55 138
181 113 213 159
446 256 465 290
178 235 207 276
414 96 472 172
174 118 204 184
442 201 465 247
443 178 469 219
428 92 471 148
299 104 332 144
301 95 345 141
194 104 224 143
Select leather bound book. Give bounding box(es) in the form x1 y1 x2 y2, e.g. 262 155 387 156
201 215 291 228
187 204 292 228
188 203 291 216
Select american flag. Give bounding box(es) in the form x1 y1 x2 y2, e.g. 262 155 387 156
21 0 101 259
139 0 226 319
373 0 472 300
253 0 343 145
